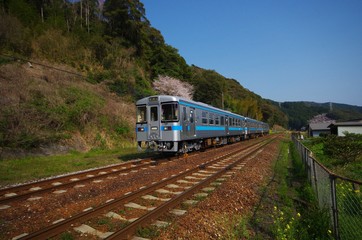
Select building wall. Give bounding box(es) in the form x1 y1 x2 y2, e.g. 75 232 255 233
311 130 330 137
337 126 362 136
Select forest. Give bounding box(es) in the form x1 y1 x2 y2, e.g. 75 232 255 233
1 0 360 154
1 0 287 117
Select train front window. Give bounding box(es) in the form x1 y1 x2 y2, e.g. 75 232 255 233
136 106 147 123
161 103 178 122
151 107 158 121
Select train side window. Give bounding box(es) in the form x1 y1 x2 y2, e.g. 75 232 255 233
183 107 187 121
220 116 225 125
136 105 147 123
150 107 158 121
215 115 220 125
209 113 214 125
202 111 208 124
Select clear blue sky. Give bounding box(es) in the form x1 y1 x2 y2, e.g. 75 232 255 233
142 0 362 106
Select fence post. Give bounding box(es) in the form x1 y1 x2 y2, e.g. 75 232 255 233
312 160 319 200
330 175 340 240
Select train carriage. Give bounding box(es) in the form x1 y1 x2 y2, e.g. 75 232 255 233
136 95 269 153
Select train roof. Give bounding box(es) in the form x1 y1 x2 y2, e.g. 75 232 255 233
136 95 243 117
136 95 267 125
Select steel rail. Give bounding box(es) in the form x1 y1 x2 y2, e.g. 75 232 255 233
0 145 211 203
18 139 270 240
0 158 151 193
0 145 228 205
0 160 154 205
106 138 275 239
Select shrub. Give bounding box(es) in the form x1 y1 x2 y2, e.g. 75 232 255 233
32 29 89 66
323 133 362 165
60 87 105 130
0 14 32 55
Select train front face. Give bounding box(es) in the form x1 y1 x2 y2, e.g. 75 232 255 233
136 96 180 152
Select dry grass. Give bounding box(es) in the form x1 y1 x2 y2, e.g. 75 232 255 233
0 60 136 158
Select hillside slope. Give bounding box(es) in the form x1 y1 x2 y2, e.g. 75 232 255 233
0 60 134 158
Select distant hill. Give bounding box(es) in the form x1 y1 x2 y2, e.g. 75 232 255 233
269 101 362 130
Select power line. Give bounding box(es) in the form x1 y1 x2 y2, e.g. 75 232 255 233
0 54 86 78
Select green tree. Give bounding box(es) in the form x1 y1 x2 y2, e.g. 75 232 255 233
6 0 38 25
149 44 190 80
103 0 149 52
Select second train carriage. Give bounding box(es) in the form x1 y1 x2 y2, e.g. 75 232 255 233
136 95 269 153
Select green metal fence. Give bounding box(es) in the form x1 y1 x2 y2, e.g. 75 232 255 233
292 136 362 240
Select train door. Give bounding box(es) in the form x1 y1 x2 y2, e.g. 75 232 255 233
225 116 230 135
181 106 196 139
148 105 161 140
242 119 247 139
189 108 196 137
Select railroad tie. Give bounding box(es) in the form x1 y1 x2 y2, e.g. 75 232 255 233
73 224 113 239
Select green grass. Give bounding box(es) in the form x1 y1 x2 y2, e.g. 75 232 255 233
136 225 161 238
0 147 149 187
250 139 333 239
289 142 333 239
217 214 250 239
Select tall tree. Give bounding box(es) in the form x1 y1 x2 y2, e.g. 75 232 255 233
6 0 38 25
103 0 149 51
77 0 99 33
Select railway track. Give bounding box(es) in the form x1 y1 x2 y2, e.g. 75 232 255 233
0 138 263 207
13 137 275 239
0 158 155 205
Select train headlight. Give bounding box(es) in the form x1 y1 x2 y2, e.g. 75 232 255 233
137 127 145 132
163 126 172 131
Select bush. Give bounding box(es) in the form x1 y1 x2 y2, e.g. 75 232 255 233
32 29 89 66
0 86 107 150
59 87 105 130
323 133 362 165
0 14 32 55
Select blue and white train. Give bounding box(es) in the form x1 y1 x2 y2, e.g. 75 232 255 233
136 95 269 153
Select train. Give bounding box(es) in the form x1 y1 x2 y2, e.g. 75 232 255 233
136 95 269 153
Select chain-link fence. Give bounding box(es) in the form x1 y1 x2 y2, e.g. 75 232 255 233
292 136 362 240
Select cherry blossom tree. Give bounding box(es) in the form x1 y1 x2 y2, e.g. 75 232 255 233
153 75 194 100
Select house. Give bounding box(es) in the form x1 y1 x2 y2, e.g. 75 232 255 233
308 122 332 137
328 119 362 136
